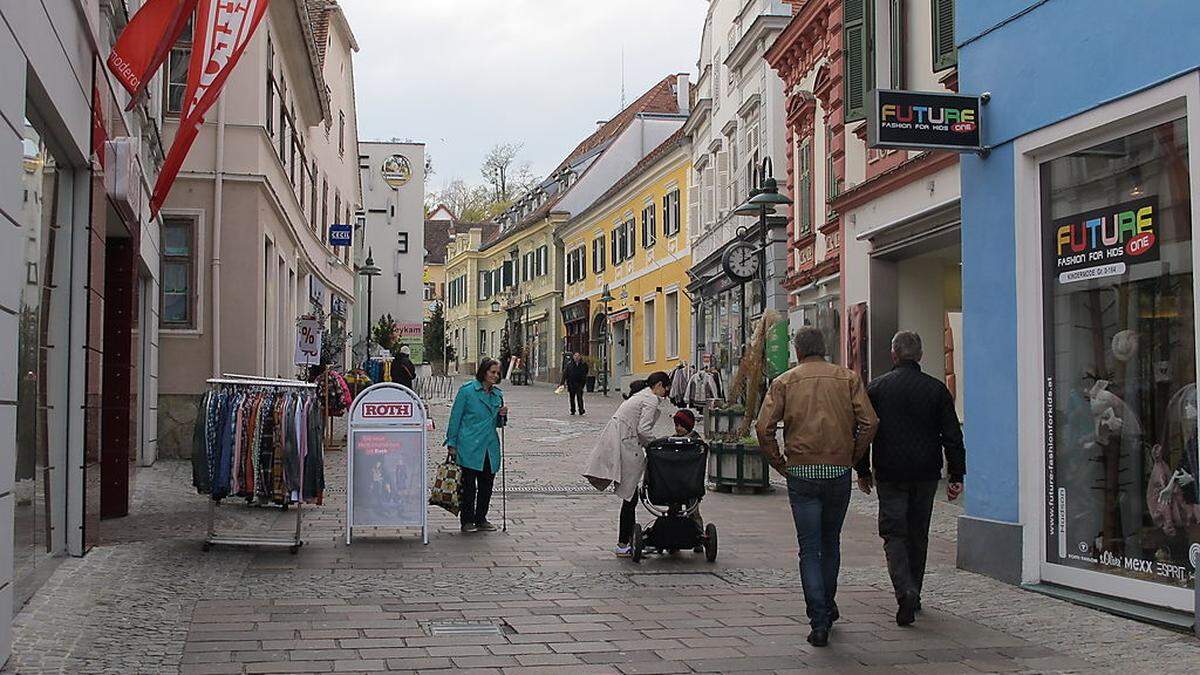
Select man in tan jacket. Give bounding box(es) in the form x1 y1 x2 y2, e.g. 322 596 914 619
755 327 878 648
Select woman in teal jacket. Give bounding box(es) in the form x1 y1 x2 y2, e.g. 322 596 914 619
445 358 508 533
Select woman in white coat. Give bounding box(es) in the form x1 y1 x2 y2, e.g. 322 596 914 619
583 371 672 556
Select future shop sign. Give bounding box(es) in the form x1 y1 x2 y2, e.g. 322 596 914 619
867 89 985 153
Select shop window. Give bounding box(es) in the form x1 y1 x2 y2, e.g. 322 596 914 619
843 0 874 123
1042 117 1194 589
666 291 679 359
161 217 196 328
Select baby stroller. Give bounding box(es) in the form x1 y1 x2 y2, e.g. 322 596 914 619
631 437 718 563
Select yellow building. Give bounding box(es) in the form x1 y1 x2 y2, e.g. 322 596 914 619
560 129 692 390
445 74 692 383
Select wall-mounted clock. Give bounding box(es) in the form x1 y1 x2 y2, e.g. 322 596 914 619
721 241 760 282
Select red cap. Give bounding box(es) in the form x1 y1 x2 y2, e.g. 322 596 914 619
673 409 696 432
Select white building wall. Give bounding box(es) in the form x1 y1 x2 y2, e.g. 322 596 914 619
359 142 426 350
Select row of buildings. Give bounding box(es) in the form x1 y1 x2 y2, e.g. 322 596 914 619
0 0 430 665
440 0 1200 627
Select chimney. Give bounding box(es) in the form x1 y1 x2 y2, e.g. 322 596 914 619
675 74 690 115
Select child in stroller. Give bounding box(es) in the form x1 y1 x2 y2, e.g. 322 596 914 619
628 411 717 563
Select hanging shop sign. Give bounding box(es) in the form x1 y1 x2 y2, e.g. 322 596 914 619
294 314 324 367
381 154 413 189
331 295 348 318
347 383 429 544
765 319 791 379
1046 196 1159 285
329 223 352 247
867 89 983 153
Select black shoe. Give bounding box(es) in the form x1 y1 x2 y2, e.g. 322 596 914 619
896 592 918 626
806 628 829 647
829 607 840 624
914 598 922 613
475 520 498 532
570 411 576 416
461 523 477 533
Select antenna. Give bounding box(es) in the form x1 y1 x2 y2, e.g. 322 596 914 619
620 46 626 110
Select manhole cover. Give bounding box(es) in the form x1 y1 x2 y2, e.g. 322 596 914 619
629 573 727 586
424 620 509 637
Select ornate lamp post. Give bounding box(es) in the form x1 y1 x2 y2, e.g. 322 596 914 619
733 157 792 314
598 284 614 396
358 248 382 350
521 293 533 382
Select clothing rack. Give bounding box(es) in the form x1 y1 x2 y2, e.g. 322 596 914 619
202 376 317 554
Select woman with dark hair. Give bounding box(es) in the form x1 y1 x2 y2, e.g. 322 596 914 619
445 358 509 533
584 370 671 556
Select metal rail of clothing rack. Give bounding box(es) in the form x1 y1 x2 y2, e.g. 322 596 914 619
202 376 317 554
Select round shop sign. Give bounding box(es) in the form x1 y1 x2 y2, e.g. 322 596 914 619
381 154 412 189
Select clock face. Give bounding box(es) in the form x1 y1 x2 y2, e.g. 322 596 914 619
722 242 760 281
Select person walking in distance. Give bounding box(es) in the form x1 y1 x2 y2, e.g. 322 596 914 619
445 358 509 533
755 328 878 648
855 331 964 627
392 345 417 389
562 352 589 415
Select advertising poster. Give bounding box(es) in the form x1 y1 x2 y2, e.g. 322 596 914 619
397 322 425 363
351 430 424 527
1046 196 1159 285
765 320 790 379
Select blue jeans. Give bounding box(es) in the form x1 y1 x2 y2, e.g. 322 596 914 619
786 472 851 630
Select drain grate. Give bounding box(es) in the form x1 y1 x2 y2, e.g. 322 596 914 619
424 620 508 637
506 484 596 494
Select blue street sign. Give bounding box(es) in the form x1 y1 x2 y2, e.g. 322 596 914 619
329 223 352 247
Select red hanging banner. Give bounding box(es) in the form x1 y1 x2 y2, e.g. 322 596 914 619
151 0 270 216
107 0 198 106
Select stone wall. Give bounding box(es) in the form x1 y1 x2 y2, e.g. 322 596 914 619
156 395 203 460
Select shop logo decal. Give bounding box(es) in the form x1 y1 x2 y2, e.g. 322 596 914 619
381 154 413 189
1077 541 1089 554
880 104 976 133
1189 543 1200 570
363 402 413 419
1049 196 1159 285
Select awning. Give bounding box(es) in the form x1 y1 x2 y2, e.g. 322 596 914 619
608 308 632 323
561 298 590 324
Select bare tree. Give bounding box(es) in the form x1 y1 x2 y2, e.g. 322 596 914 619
428 179 495 223
481 142 524 202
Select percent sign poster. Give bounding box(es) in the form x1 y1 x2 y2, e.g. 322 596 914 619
294 315 324 367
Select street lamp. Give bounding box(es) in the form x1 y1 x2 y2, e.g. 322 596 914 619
734 157 792 314
358 248 382 350
598 284 615 396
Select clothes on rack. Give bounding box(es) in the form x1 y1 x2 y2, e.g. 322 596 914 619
669 363 696 407
192 383 325 505
317 370 353 417
686 369 721 411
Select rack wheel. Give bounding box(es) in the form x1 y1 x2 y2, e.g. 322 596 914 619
631 524 644 563
704 524 718 563
202 542 212 552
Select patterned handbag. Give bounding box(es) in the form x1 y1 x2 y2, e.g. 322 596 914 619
429 453 462 515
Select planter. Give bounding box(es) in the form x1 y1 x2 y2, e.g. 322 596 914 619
707 442 771 492
585 376 596 392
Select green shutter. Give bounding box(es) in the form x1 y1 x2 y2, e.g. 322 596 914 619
799 140 812 235
932 0 956 72
843 0 873 123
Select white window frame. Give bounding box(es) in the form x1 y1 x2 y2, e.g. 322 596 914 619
1011 72 1200 612
642 296 657 364
665 290 679 359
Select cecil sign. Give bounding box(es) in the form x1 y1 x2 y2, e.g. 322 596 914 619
867 89 983 152
1047 196 1159 285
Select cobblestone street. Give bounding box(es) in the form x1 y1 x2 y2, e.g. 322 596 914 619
6 383 1200 674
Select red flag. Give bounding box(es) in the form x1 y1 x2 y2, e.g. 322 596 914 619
106 0 198 106
151 0 270 216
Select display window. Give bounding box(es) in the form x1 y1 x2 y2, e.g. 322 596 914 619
1042 116 1198 591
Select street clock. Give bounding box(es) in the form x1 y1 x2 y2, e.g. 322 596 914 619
721 241 760 282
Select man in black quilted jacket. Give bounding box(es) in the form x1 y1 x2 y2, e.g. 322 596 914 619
854 331 965 628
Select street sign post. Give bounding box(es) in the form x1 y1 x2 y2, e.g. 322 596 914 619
346 383 429 545
867 89 985 153
329 223 352 247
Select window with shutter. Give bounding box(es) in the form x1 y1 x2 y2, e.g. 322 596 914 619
650 203 657 242
715 150 730 215
843 0 874 123
931 0 956 72
799 138 813 235
687 184 700 235
611 228 620 266
889 0 905 89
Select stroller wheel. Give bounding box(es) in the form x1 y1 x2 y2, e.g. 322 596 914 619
631 524 645 563
704 524 718 563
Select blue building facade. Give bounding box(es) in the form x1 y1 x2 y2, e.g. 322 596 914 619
959 0 1200 615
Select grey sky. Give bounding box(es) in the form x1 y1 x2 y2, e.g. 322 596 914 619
339 0 707 193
